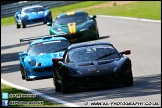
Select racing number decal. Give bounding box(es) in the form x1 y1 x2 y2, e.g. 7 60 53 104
67 12 75 15
68 23 76 34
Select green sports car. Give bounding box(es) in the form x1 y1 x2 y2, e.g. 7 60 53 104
47 11 99 43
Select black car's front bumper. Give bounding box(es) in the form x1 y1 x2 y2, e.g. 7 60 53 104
64 73 124 89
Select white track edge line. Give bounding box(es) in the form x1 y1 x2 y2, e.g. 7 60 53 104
1 79 80 107
97 15 161 23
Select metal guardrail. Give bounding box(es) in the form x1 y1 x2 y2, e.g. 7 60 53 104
1 1 82 18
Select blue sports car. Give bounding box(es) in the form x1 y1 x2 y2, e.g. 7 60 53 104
14 4 53 28
18 35 71 81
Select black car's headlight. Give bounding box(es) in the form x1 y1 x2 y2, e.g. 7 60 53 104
29 60 36 66
80 23 92 31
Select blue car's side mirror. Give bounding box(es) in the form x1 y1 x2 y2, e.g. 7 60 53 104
45 7 50 10
19 52 27 56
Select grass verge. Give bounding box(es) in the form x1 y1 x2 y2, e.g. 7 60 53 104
1 1 161 26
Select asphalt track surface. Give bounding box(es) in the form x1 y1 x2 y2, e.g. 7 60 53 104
1 16 161 107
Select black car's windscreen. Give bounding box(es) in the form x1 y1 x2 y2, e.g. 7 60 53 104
66 45 120 63
54 13 90 25
28 40 70 56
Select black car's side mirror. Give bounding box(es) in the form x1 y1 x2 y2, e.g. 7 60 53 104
120 50 131 55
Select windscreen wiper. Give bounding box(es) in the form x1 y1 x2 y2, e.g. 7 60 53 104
96 52 116 60
55 48 67 53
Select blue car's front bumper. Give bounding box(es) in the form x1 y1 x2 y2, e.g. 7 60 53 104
25 66 53 80
22 15 52 25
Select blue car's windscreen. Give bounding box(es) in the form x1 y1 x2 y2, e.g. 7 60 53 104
66 45 120 63
54 13 90 25
28 40 70 56
23 7 44 13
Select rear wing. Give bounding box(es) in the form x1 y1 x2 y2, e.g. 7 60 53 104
19 34 67 43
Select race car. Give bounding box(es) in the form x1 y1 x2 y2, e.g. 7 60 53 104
14 4 53 28
52 41 133 93
47 11 99 43
18 35 71 81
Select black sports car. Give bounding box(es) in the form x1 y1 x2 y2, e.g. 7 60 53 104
52 41 133 94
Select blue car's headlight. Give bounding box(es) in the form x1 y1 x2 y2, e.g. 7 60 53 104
23 15 28 19
44 11 52 17
29 60 36 66
80 23 92 31
44 12 48 16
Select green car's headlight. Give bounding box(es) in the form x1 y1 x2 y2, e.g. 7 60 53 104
80 23 92 31
53 28 65 33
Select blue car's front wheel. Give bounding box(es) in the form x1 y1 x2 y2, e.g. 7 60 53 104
22 22 26 28
17 24 21 29
20 64 25 80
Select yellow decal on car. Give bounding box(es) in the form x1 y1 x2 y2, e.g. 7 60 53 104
68 23 76 34
70 38 77 43
67 11 75 15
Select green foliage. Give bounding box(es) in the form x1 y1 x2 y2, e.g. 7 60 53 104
87 1 161 20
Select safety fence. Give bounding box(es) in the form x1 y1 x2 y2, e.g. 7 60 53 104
1 1 82 18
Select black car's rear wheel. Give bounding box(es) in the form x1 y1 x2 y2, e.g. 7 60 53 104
124 70 133 87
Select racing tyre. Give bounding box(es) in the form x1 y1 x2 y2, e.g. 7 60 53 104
94 25 99 40
124 71 133 87
20 64 25 80
17 24 21 28
22 23 26 28
23 68 30 81
95 34 99 40
61 73 71 94
53 72 61 92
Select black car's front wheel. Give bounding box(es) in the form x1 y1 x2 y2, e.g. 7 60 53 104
53 71 61 92
61 73 71 94
124 70 133 87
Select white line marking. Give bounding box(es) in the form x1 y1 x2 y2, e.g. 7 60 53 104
1 79 80 107
97 15 161 23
